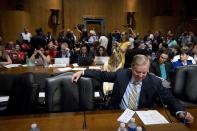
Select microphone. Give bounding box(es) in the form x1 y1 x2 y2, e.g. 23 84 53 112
82 111 87 130
153 85 173 123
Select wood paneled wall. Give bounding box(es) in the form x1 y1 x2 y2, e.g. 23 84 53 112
0 0 184 42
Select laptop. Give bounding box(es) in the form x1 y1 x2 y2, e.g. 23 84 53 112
94 56 109 65
54 58 70 66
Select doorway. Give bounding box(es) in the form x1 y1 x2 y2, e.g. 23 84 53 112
83 17 105 34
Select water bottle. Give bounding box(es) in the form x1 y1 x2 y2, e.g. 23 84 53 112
26 53 30 66
117 123 127 131
30 123 40 131
26 53 35 67
43 60 48 68
128 118 137 131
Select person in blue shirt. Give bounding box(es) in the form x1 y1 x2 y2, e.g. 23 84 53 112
171 47 193 71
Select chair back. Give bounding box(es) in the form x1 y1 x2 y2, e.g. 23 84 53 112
45 73 94 112
46 74 80 112
6 72 39 115
173 65 197 105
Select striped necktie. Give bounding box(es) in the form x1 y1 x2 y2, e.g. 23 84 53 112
128 82 138 110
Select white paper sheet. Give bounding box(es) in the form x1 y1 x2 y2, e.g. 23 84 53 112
136 110 169 125
72 67 86 71
72 63 79 67
50 64 68 68
4 64 21 68
94 92 100 98
39 92 45 98
0 96 9 102
57 67 72 72
117 108 135 123
88 66 102 70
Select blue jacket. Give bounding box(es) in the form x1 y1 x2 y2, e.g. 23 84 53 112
171 59 193 71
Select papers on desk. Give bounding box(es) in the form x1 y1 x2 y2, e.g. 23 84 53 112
117 109 135 123
49 64 67 68
57 67 72 72
22 64 28 67
72 67 86 71
136 110 169 125
4 64 21 68
72 63 79 67
0 96 9 102
117 109 169 125
88 66 102 70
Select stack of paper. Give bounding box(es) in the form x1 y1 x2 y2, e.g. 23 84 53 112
136 110 169 125
88 66 102 70
57 67 72 72
50 64 67 68
117 109 135 123
117 109 169 125
72 67 86 71
4 64 21 68
0 96 9 102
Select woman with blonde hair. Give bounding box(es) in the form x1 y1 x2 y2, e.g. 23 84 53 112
118 32 131 68
102 49 122 95
103 48 122 72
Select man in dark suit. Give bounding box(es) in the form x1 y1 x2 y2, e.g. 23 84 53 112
76 44 94 66
72 54 193 123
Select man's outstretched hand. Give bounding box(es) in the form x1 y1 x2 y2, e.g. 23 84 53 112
71 71 83 83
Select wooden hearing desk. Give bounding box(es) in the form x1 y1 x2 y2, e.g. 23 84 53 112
0 65 98 74
0 66 68 74
0 107 196 131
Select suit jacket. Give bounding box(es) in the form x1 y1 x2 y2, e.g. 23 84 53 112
84 68 184 115
77 53 94 66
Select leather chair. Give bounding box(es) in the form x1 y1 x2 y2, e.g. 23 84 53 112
0 73 17 112
45 73 94 112
52 72 102 109
6 72 39 115
173 65 197 106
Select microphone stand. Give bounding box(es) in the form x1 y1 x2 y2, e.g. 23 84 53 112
153 86 173 123
83 111 87 130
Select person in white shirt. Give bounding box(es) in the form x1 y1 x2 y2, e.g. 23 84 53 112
20 27 32 43
99 35 108 49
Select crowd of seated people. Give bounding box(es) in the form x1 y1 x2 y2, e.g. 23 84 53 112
0 27 196 84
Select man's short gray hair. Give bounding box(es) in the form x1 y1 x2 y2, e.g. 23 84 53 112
131 55 150 67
